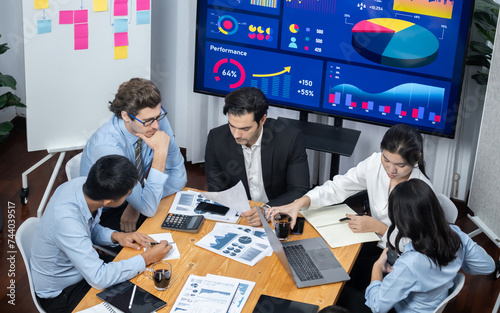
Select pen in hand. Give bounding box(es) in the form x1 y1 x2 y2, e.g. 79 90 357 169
128 284 137 310
339 213 365 222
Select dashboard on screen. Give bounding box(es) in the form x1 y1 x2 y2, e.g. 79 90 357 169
194 0 474 138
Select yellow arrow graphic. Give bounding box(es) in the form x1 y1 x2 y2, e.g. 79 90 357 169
252 66 291 77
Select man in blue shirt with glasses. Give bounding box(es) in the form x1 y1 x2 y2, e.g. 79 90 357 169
80 78 187 232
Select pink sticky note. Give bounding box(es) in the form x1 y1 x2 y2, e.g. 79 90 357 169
137 0 150 11
114 32 129 47
74 10 88 24
59 10 74 24
74 23 89 50
114 3 128 16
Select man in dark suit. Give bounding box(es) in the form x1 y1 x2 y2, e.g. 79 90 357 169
205 87 310 226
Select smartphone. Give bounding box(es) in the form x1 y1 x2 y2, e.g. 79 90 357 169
291 216 305 235
195 202 230 216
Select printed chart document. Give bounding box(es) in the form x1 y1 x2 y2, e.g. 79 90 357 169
196 223 272 266
143 233 181 260
301 204 380 248
168 184 249 223
206 274 255 313
171 274 255 313
221 223 272 257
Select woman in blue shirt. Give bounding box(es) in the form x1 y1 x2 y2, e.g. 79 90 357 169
365 179 495 313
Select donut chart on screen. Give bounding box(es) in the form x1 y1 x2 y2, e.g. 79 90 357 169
351 18 439 68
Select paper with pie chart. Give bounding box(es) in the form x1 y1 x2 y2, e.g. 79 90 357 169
196 223 272 266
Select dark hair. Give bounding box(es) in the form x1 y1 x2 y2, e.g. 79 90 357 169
380 124 427 178
318 305 351 313
109 78 161 118
223 87 269 124
387 179 461 269
83 155 139 201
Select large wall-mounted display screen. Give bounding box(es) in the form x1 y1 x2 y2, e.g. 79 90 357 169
194 0 474 137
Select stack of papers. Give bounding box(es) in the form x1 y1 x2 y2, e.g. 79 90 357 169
196 223 272 266
169 185 249 223
171 274 255 313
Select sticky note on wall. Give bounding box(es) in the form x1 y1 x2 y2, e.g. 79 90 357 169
114 19 128 33
59 10 74 24
34 0 49 10
93 0 108 12
114 32 129 47
137 0 150 11
137 11 150 25
74 23 89 50
74 10 88 24
114 0 128 16
37 20 52 34
115 46 128 59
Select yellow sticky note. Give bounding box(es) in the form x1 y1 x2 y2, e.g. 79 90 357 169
34 0 49 9
114 46 128 60
93 0 108 12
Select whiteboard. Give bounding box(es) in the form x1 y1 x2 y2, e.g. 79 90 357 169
468 20 500 238
22 0 151 152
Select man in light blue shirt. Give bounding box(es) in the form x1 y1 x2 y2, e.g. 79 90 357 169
80 78 187 232
31 155 171 313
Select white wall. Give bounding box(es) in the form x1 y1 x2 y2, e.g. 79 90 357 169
0 0 27 120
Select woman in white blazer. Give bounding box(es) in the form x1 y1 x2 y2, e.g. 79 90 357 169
270 124 433 293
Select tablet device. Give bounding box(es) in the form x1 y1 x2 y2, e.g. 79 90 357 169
252 294 319 313
96 280 167 313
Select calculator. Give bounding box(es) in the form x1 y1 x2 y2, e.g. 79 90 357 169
161 213 204 233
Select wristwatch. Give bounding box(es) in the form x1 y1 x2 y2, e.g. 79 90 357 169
260 204 271 220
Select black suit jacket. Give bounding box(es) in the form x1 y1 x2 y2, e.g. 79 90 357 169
204 118 310 206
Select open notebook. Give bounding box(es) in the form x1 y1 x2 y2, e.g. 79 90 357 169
300 204 380 248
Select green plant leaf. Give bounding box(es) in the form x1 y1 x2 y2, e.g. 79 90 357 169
0 73 17 89
0 121 14 136
469 41 493 55
0 92 25 109
466 55 491 68
474 0 500 16
0 43 8 55
472 72 489 85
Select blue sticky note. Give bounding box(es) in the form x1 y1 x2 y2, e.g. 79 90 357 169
114 18 128 33
37 19 52 34
137 11 150 25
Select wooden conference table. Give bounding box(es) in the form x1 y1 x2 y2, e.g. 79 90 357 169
74 188 361 312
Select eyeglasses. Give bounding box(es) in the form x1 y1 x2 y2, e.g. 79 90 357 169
128 106 167 127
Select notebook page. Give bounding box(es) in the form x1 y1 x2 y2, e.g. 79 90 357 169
301 204 380 248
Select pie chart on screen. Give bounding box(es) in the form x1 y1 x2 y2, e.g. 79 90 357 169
289 23 299 33
351 18 439 68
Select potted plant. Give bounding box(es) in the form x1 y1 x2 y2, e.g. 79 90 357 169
0 33 26 142
466 0 500 85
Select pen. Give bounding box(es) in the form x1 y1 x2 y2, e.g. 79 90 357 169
147 242 159 247
339 213 364 222
128 284 137 310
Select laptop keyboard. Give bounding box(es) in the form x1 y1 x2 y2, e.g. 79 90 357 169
283 244 324 282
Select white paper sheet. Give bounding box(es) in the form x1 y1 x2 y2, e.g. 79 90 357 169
196 223 272 266
143 233 181 260
168 190 240 223
170 274 255 313
206 274 255 313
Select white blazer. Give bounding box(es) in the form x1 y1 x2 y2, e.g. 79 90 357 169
305 152 433 248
